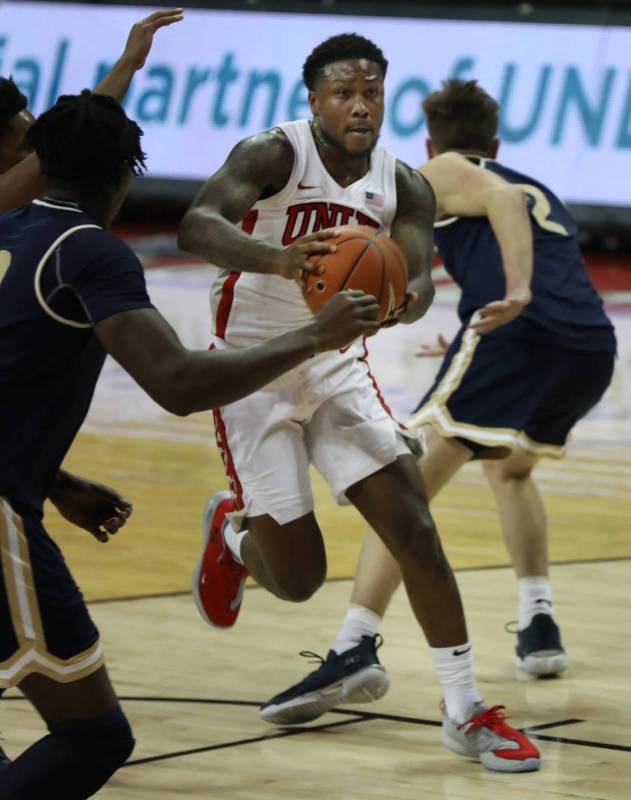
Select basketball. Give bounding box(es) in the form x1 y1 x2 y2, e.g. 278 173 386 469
302 225 408 322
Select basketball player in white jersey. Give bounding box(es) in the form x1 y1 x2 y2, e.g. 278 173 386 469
178 34 539 772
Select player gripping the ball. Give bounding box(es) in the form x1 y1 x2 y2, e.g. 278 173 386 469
179 34 539 773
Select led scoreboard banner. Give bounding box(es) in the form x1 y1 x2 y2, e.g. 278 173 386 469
2 2 631 207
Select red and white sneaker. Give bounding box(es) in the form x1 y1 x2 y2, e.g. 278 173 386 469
441 700 541 772
192 491 248 629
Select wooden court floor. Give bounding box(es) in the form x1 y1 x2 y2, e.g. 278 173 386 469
1 263 630 797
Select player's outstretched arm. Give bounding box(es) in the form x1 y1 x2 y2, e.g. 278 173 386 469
0 11 183 214
389 162 436 324
420 152 532 331
95 293 380 415
0 153 46 214
177 131 334 282
94 9 184 103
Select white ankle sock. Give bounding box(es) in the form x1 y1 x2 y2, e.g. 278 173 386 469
431 643 481 724
518 576 553 630
333 606 381 654
223 521 245 565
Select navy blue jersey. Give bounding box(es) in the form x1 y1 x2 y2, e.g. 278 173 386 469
0 198 153 516
433 157 616 353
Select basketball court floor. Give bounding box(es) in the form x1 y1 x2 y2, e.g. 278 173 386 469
2 247 630 798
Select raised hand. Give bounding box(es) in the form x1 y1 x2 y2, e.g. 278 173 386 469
49 471 132 543
469 287 531 334
270 228 339 283
119 8 184 71
416 333 450 358
312 290 380 351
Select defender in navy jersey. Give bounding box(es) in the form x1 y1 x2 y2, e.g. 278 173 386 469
0 91 379 799
0 7 184 772
264 80 616 723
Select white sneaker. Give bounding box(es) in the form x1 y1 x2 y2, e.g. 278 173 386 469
441 700 541 772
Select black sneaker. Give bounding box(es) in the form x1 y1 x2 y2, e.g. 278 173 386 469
259 634 390 725
514 613 569 676
0 744 10 767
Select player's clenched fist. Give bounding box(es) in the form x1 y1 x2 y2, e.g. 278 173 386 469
270 228 339 282
310 290 380 351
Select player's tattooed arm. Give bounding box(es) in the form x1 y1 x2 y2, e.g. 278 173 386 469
94 9 184 103
0 153 46 214
420 152 532 332
178 130 336 282
390 161 436 323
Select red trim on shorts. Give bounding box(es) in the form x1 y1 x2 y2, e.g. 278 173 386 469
214 210 259 340
212 407 245 511
360 341 408 431
214 272 240 340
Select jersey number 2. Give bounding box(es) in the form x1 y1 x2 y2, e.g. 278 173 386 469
0 249 10 283
515 184 569 237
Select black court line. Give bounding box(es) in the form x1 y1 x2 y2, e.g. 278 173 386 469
90 589 189 606
523 718 585 732
528 734 631 753
328 707 441 727
86 554 631 606
122 716 367 767
4 694 629 757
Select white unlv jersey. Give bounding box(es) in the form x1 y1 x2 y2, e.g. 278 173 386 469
211 119 397 347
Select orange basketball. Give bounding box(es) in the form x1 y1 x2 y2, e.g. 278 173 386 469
302 225 408 322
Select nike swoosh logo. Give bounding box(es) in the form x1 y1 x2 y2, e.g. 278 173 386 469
452 645 472 657
298 181 320 190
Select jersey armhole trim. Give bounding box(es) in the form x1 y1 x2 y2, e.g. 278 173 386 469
434 216 459 229
34 224 101 329
33 199 84 213
266 121 306 207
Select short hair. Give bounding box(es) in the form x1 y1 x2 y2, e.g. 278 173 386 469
0 77 28 137
422 79 499 153
303 33 388 91
25 90 146 187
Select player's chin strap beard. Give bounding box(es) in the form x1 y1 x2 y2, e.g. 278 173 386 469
309 118 376 162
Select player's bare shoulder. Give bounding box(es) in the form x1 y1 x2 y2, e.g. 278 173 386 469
224 126 295 196
418 151 473 194
395 159 436 220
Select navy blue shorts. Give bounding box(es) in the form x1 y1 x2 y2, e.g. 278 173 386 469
410 326 615 459
0 499 103 688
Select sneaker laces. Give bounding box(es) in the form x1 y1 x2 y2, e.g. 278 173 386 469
504 620 519 634
460 705 511 736
298 650 327 668
298 633 384 668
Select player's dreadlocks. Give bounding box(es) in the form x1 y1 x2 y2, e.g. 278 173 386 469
422 79 499 154
0 77 28 136
26 90 146 187
303 34 388 90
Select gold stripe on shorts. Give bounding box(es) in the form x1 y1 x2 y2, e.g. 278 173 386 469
0 498 104 688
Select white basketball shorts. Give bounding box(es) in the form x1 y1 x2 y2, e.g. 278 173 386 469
212 350 420 529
